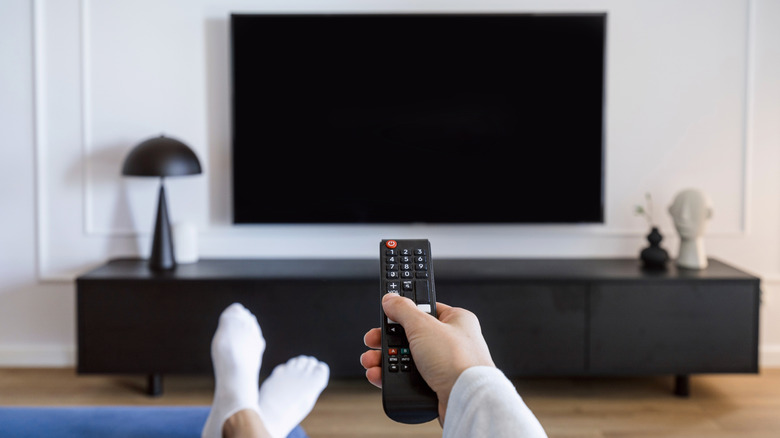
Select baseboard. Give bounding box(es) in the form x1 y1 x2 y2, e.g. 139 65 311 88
760 344 780 368
0 345 75 367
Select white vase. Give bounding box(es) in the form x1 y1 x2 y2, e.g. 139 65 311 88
173 222 199 264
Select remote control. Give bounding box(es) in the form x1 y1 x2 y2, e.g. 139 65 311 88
379 239 438 424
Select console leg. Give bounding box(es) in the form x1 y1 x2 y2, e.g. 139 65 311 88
147 373 163 397
674 374 690 397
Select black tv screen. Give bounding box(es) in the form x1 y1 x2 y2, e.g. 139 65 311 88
231 13 606 224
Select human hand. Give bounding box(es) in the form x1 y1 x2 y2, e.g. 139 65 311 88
360 293 495 422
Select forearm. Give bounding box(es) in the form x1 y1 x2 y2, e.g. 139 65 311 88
442 366 548 438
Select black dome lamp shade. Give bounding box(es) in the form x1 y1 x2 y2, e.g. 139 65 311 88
122 135 202 270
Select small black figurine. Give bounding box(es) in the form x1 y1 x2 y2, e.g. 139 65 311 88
640 227 669 269
635 193 669 270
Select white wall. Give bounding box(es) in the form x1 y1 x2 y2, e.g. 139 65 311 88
1 0 779 367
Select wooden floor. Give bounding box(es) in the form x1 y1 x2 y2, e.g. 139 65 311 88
0 368 779 438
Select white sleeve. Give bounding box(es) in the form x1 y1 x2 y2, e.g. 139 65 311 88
442 366 548 438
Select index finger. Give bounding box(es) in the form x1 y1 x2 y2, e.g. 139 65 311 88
364 327 381 349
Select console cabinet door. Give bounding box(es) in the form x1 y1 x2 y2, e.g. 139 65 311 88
589 282 759 374
442 281 587 375
78 278 378 378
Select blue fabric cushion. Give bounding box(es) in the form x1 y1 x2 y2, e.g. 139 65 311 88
0 406 308 438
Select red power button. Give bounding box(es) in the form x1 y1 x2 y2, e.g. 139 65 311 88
386 240 397 249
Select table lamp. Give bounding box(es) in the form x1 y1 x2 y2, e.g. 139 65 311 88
122 135 202 270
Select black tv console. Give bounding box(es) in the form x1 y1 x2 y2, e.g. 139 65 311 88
76 258 759 396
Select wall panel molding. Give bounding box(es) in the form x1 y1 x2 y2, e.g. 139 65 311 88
33 0 757 282
740 0 756 235
32 0 50 281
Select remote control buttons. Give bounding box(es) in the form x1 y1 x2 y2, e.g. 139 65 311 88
386 240 397 249
415 280 430 304
387 324 404 336
401 280 415 300
388 346 413 373
386 323 406 346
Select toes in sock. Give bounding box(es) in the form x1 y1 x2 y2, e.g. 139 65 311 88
257 355 330 438
202 303 266 438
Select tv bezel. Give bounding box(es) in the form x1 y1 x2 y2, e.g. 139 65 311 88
230 12 607 225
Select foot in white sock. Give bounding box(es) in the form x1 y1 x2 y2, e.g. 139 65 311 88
257 355 330 438
202 303 266 438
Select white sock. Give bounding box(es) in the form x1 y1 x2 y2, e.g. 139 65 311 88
202 303 266 438
257 355 330 438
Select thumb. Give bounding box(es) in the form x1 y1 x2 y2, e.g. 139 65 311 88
382 293 431 331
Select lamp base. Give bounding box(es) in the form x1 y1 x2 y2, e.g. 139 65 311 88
150 182 176 271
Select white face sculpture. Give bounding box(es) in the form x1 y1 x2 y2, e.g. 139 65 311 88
668 189 712 239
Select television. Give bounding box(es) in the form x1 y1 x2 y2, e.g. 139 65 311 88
231 13 606 224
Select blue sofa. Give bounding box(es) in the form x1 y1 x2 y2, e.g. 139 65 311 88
0 406 307 438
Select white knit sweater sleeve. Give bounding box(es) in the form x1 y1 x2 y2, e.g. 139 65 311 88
442 366 548 438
